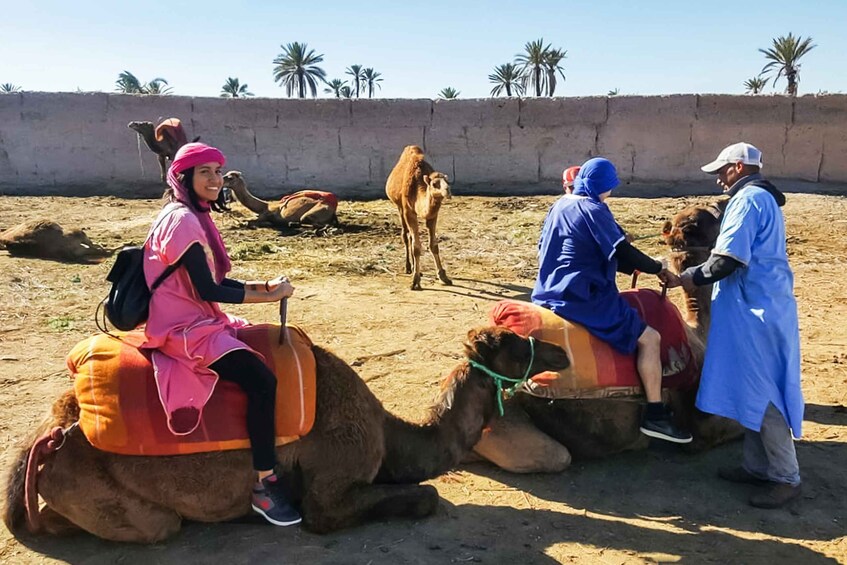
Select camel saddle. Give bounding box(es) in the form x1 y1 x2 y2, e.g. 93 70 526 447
66 324 316 456
490 290 699 399
154 118 188 146
279 190 338 211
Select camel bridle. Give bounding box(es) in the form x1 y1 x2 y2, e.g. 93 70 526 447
467 336 536 417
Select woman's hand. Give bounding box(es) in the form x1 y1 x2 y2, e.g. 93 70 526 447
266 276 294 300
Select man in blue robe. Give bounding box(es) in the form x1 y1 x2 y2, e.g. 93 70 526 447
679 142 803 508
533 157 691 444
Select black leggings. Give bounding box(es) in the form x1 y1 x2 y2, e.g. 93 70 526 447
209 349 278 471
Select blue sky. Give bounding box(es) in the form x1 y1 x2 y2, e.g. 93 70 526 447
2 0 844 99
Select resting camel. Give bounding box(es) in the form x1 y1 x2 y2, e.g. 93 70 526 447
127 118 190 182
385 145 453 291
0 220 112 264
4 327 569 542
221 171 338 228
471 199 742 473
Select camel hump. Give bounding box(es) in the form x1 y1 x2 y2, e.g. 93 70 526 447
155 118 188 146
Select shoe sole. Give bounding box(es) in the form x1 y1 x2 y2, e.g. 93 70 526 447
252 504 303 527
639 427 693 444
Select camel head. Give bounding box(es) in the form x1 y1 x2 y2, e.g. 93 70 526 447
222 170 244 204
127 121 154 136
464 326 570 379
661 200 727 273
424 172 451 201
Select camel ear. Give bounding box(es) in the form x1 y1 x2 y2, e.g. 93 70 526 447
661 220 672 236
423 174 431 186
464 327 497 361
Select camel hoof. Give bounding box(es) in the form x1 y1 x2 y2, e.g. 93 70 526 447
437 270 453 286
404 265 412 275
410 274 423 291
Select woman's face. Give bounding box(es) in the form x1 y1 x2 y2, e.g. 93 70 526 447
192 161 224 203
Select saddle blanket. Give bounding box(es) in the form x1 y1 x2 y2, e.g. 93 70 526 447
490 290 699 399
66 324 316 456
279 190 338 210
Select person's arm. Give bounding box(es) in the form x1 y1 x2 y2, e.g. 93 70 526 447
614 240 662 275
181 243 294 304
681 253 743 286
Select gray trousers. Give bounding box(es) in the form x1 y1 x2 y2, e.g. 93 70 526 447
742 402 801 486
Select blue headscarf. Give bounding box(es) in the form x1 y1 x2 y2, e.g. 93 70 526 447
572 158 620 201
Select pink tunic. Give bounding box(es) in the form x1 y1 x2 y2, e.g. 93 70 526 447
142 204 251 435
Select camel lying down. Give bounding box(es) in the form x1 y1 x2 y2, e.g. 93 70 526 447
0 220 112 264
4 327 570 542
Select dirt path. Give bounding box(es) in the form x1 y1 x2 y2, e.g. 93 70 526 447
0 193 845 564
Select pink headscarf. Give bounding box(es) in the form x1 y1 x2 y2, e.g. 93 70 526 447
166 143 232 278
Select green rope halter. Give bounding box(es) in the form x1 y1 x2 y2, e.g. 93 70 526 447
467 336 536 417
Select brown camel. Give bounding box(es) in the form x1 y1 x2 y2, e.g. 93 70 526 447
127 118 190 182
4 326 570 542
385 145 453 291
221 171 338 228
471 201 742 473
0 220 112 264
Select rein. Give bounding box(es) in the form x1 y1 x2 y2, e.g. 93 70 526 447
25 423 77 532
467 336 536 417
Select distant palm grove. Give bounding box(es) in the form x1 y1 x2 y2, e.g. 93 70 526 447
3 34 817 99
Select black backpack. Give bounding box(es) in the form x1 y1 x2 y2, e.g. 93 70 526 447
96 204 184 333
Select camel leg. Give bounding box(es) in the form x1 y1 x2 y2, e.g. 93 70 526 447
396 204 412 275
38 432 181 543
670 389 743 452
300 205 335 227
405 214 423 290
301 479 438 534
426 217 452 286
472 401 571 473
157 155 167 182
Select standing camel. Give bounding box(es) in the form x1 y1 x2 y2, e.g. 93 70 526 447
385 145 453 290
127 118 190 182
4 327 570 541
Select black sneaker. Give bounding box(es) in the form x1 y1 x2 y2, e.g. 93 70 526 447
251 474 302 527
640 415 693 444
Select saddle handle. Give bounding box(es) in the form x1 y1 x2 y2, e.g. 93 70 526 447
630 270 669 299
278 298 288 345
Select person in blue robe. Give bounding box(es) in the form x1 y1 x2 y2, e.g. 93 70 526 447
532 157 691 443
679 142 803 509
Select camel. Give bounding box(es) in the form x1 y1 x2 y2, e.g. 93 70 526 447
471 200 742 473
4 326 570 542
0 220 112 264
127 118 190 182
385 145 453 291
221 171 338 228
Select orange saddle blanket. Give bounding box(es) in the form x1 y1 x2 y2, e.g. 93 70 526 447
66 325 316 456
490 290 699 399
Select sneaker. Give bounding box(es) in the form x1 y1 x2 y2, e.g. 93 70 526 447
252 474 302 527
718 466 768 485
749 482 802 509
640 415 693 444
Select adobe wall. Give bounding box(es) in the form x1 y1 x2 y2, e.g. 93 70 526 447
0 92 845 198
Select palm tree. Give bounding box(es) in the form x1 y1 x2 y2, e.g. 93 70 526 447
489 63 525 97
438 87 460 99
339 85 353 99
544 48 567 96
743 76 768 95
0 83 21 93
515 38 551 97
324 78 347 98
144 78 172 95
361 68 383 98
345 65 364 98
759 33 817 96
272 42 327 98
115 71 144 93
220 77 253 98
607 88 620 96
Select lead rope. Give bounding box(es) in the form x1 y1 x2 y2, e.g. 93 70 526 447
24 422 77 532
136 133 145 177
466 337 536 416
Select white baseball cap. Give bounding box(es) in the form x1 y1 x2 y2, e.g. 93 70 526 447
701 142 763 173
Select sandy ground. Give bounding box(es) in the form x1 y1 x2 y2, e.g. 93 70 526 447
0 191 845 564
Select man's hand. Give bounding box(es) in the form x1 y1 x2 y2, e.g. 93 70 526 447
679 271 697 294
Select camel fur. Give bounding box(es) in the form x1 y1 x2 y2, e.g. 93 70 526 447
4 327 570 542
221 171 338 228
471 199 742 473
0 220 112 264
385 145 453 290
127 118 190 182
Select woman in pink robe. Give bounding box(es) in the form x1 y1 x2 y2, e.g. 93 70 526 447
142 142 301 527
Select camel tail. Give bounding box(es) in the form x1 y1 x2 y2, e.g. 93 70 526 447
3 390 79 534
